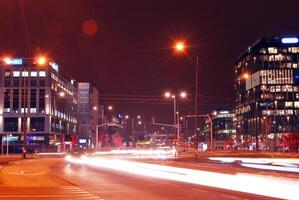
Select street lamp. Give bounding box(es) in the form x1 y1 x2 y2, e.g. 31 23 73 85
174 41 186 53
164 91 171 98
97 105 115 148
180 91 187 98
164 91 187 151
172 40 199 150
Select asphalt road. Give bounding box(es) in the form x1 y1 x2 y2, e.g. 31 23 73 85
0 157 281 200
54 160 280 200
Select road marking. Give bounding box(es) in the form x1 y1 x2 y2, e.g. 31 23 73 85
0 186 103 199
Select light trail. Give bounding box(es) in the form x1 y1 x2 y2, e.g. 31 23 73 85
208 157 299 173
37 152 66 156
66 156 299 199
209 157 299 165
93 149 176 159
241 163 299 173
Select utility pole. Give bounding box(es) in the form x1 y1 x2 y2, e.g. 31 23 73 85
22 68 27 158
194 55 199 150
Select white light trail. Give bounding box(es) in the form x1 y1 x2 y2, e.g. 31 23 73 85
66 156 299 199
209 157 299 165
37 152 66 156
93 149 176 159
241 163 299 173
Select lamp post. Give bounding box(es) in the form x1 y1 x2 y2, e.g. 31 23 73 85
97 105 113 149
22 66 28 158
173 41 199 150
164 91 187 151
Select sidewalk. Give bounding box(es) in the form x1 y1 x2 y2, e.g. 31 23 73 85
177 149 299 160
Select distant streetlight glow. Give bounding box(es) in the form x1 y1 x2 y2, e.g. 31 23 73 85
180 91 187 98
138 121 142 125
164 91 171 98
108 105 113 110
243 73 250 79
93 106 97 111
137 115 141 119
125 115 129 119
3 57 11 64
59 91 65 97
36 56 47 65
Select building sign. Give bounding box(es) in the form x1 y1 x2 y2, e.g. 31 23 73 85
79 139 87 144
6 58 23 65
281 37 298 44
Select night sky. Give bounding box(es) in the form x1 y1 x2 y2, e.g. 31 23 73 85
1 0 299 123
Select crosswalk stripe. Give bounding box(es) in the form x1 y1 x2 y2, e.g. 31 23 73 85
0 187 103 199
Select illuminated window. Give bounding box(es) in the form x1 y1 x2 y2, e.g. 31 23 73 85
270 86 275 92
282 85 293 92
268 47 277 54
4 71 11 77
22 71 29 77
13 71 20 77
285 102 293 108
266 69 293 85
286 110 294 115
260 48 267 54
260 85 267 91
288 47 299 53
295 101 299 108
277 110 285 115
274 54 284 61
21 108 28 113
39 71 46 77
276 86 281 92
30 71 37 77
30 108 37 113
287 63 292 68
269 55 275 61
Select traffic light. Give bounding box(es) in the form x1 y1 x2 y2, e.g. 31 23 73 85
180 123 185 134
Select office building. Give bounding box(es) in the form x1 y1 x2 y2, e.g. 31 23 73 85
204 108 236 149
0 56 78 152
77 82 99 148
235 36 299 151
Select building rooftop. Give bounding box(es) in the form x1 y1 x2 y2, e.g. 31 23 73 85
237 36 299 62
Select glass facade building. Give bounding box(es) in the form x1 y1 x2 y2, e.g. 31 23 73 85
204 108 236 149
77 82 99 148
0 57 78 152
235 36 299 151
